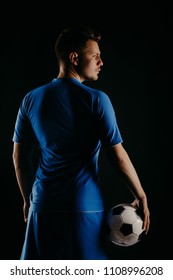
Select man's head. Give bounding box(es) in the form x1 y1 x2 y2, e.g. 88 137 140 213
55 26 101 62
55 26 103 82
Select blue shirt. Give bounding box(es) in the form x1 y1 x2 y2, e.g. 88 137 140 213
13 78 123 212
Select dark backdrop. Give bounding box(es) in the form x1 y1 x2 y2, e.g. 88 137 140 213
0 3 172 260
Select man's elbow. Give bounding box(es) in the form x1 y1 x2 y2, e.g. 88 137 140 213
12 150 19 169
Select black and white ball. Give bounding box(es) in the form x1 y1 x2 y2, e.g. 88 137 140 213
107 203 145 247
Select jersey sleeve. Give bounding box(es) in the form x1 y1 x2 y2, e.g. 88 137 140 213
12 97 37 145
95 92 123 148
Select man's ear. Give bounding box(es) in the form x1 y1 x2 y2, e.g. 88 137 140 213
69 52 78 65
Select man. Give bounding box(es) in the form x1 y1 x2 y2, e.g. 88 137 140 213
12 26 150 260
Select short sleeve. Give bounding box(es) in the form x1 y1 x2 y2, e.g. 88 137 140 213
12 98 37 145
95 92 123 148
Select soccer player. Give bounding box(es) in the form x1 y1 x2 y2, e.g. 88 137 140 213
12 26 150 259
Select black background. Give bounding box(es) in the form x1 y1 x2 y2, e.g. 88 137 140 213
0 3 172 260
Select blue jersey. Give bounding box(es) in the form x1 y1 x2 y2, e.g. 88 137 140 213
13 78 123 212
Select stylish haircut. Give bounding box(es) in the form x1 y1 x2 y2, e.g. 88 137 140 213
55 26 101 62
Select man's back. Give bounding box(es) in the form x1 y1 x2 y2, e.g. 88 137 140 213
13 77 122 212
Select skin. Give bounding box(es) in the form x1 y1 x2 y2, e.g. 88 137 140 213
13 39 150 233
58 40 103 82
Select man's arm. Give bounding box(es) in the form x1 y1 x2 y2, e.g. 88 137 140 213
105 143 150 234
12 142 35 222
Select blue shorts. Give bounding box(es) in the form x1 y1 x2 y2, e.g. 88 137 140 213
20 210 108 260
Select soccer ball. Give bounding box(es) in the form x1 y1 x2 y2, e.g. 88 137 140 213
107 203 145 247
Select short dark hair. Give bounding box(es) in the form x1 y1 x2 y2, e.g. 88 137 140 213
55 25 101 61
